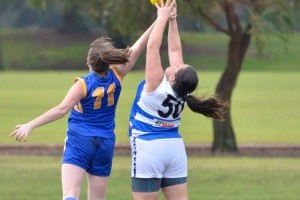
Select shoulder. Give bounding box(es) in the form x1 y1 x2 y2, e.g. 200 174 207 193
144 76 170 94
109 66 123 84
73 77 87 99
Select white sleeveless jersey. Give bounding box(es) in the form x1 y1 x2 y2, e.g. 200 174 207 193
129 76 186 140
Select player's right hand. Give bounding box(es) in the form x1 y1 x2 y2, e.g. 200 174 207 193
156 0 176 21
9 124 33 142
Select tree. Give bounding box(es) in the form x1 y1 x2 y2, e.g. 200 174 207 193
0 0 17 70
26 0 154 45
0 39 3 71
22 0 298 151
27 0 89 34
183 0 298 152
79 0 154 47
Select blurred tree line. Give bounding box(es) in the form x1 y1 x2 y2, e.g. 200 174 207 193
1 0 299 152
0 0 203 43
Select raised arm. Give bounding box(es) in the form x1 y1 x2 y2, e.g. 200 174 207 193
145 0 176 92
115 20 156 78
168 1 184 67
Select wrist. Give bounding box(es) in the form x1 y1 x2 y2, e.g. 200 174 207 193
169 17 177 22
157 15 169 22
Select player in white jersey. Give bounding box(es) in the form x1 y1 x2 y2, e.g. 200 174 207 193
129 1 227 200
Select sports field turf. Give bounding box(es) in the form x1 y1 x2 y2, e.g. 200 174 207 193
1 71 299 145
1 30 299 200
0 156 299 200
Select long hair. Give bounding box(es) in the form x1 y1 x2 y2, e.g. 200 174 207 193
88 36 132 73
172 66 227 120
186 95 228 120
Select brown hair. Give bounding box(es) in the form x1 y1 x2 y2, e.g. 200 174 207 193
172 66 227 120
88 36 132 73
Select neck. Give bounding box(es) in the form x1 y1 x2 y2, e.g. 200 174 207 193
91 69 107 77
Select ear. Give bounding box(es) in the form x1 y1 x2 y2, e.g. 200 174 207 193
170 74 176 82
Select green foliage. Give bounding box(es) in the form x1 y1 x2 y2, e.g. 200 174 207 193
23 0 300 45
183 0 298 54
248 0 295 54
79 0 156 42
27 0 48 9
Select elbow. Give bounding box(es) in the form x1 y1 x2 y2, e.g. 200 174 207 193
147 43 159 52
147 43 153 50
56 105 70 118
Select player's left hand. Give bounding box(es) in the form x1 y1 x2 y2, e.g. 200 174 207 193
169 0 177 20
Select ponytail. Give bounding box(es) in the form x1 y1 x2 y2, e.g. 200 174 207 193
171 65 227 120
99 47 132 65
186 94 228 120
88 36 132 73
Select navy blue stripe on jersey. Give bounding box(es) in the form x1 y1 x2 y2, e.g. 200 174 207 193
129 78 183 140
137 132 181 140
131 119 179 133
132 137 137 177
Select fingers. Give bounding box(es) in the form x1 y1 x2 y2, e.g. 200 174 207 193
9 125 20 137
16 132 28 142
156 0 175 8
155 2 160 9
170 13 177 20
156 0 177 19
9 125 29 142
166 0 172 6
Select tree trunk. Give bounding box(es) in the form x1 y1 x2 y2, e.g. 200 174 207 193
59 3 89 34
0 37 3 71
212 32 251 152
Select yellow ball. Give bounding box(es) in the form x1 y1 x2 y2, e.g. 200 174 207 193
150 0 160 6
150 0 172 6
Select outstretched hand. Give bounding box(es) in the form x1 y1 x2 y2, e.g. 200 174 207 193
169 0 177 20
155 0 177 21
9 124 33 142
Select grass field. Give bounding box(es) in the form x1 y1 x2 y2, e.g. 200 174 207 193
1 29 299 200
1 155 300 200
1 71 299 145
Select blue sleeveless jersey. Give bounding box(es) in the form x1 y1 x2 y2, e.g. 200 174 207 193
129 76 186 140
68 68 122 138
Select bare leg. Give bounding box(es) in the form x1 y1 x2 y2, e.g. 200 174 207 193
87 173 108 200
132 192 159 200
162 183 188 200
62 163 86 200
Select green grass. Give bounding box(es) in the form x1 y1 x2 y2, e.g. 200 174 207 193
1 71 299 145
0 156 300 200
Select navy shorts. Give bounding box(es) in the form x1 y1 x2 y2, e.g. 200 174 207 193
62 131 115 176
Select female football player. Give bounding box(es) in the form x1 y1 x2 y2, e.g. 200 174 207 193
128 1 227 199
9 21 156 200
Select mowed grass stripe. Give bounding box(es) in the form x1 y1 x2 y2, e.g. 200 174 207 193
0 156 299 200
0 71 299 144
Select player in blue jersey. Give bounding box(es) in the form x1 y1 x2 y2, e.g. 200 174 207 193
129 1 227 199
9 21 156 200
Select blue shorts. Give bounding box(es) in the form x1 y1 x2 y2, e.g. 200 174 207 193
62 130 115 176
